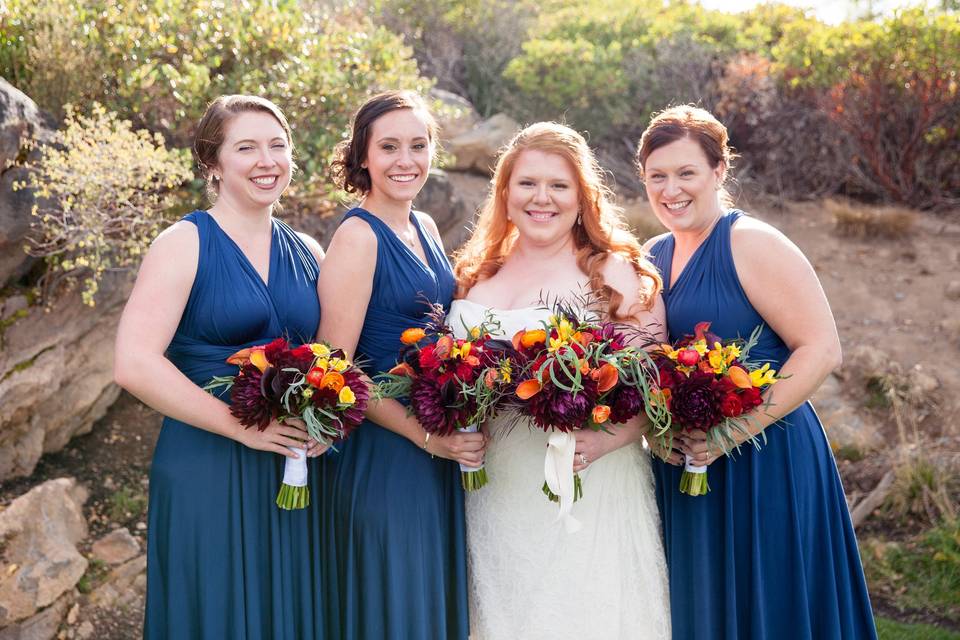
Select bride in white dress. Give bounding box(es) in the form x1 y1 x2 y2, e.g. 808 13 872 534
449 122 673 640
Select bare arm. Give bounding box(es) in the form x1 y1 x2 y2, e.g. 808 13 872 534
296 230 326 341
317 216 483 465
114 222 308 457
682 216 842 464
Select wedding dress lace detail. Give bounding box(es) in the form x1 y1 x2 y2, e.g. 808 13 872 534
449 300 671 640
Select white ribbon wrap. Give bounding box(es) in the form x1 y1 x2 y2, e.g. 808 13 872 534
543 431 582 534
281 446 309 487
684 453 707 475
457 424 484 474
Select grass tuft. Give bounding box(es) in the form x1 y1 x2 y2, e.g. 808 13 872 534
826 198 916 239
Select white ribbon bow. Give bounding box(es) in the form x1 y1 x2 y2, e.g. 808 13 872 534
544 431 582 534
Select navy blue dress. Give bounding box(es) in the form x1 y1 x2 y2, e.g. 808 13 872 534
320 208 468 640
650 211 877 640
145 210 326 639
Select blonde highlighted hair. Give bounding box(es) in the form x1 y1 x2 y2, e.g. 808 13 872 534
453 122 662 320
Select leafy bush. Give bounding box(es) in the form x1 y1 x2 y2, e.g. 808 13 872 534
0 0 429 193
22 103 192 305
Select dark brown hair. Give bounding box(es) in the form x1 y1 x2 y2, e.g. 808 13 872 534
635 105 737 204
331 90 439 195
192 95 294 197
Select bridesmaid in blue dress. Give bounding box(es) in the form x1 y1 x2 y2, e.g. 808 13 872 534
317 91 482 640
114 96 329 639
636 106 877 639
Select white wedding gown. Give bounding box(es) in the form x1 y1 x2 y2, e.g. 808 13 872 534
449 299 671 640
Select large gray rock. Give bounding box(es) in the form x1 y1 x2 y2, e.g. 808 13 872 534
446 113 519 175
0 478 88 628
430 88 480 143
0 79 53 287
0 273 129 481
0 592 73 640
813 374 883 455
90 529 140 566
414 169 488 252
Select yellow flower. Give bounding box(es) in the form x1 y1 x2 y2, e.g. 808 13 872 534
457 341 472 359
328 357 349 372
749 363 778 387
724 344 741 364
548 337 566 352
250 348 270 372
499 360 512 383
469 326 481 340
693 339 708 356
315 358 329 372
708 348 725 373
339 386 356 405
310 343 331 358
557 317 574 343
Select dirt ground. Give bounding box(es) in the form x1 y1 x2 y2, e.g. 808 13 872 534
2 193 959 636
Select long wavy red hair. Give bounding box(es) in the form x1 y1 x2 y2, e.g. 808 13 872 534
453 122 662 320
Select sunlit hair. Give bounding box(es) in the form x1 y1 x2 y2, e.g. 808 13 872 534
330 90 439 195
453 122 662 320
635 104 737 207
193 94 295 200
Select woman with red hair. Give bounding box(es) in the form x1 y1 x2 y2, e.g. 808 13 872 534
450 122 672 639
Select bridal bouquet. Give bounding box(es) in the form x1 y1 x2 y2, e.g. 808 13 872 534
511 305 661 527
377 304 514 490
649 322 780 496
204 338 369 509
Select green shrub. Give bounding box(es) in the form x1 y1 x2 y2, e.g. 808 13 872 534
22 103 192 305
0 0 429 193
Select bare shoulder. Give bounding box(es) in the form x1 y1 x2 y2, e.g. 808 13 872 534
328 215 378 253
730 214 800 258
641 232 671 253
147 220 199 267
296 231 326 263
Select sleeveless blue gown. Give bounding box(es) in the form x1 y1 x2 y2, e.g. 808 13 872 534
145 210 327 639
649 211 877 640
320 208 468 640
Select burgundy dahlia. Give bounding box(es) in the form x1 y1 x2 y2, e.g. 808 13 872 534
230 364 274 430
409 378 474 436
526 377 599 432
670 371 720 430
608 384 643 424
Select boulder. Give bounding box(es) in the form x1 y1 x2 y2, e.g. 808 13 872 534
0 272 130 481
90 529 140 567
0 478 88 628
430 88 480 143
88 554 146 610
446 113 519 175
0 592 73 640
0 79 54 287
813 374 883 455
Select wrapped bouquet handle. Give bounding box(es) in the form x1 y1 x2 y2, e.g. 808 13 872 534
543 431 582 533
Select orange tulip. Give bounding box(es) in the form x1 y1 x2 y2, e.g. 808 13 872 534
388 362 415 377
592 405 611 424
516 379 542 399
226 347 252 366
727 365 753 389
520 329 547 349
249 348 270 372
597 363 619 393
400 328 426 344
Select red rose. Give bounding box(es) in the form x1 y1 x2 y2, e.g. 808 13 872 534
677 348 701 366
419 345 442 371
719 392 743 417
740 386 763 410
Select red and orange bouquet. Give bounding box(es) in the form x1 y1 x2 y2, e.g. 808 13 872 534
650 322 780 496
511 307 660 526
205 338 369 509
377 305 513 491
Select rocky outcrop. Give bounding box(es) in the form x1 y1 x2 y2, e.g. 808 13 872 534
814 373 884 456
90 529 140 567
430 88 480 144
446 113 519 175
0 78 53 288
0 478 88 629
414 169 488 251
0 273 129 481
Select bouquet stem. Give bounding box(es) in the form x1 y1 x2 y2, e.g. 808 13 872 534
276 446 310 510
679 454 710 496
457 424 488 491
542 473 583 503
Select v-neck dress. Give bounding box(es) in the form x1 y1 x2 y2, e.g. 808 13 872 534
649 211 877 640
145 210 325 639
319 207 467 640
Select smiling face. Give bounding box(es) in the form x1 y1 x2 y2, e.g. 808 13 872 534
505 149 580 248
214 110 292 210
363 108 432 206
643 136 725 234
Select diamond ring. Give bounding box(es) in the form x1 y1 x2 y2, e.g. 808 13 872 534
578 453 588 465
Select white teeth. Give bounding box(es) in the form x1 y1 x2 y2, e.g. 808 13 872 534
252 176 277 185
527 211 555 221
664 201 691 211
389 174 417 183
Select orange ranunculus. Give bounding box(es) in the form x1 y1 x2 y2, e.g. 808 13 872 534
484 369 497 389
592 405 611 424
319 371 345 392
520 329 547 349
574 331 594 346
727 365 753 389
389 362 415 377
516 379 542 399
580 359 591 375
249 347 270 372
400 327 427 344
597 363 619 393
